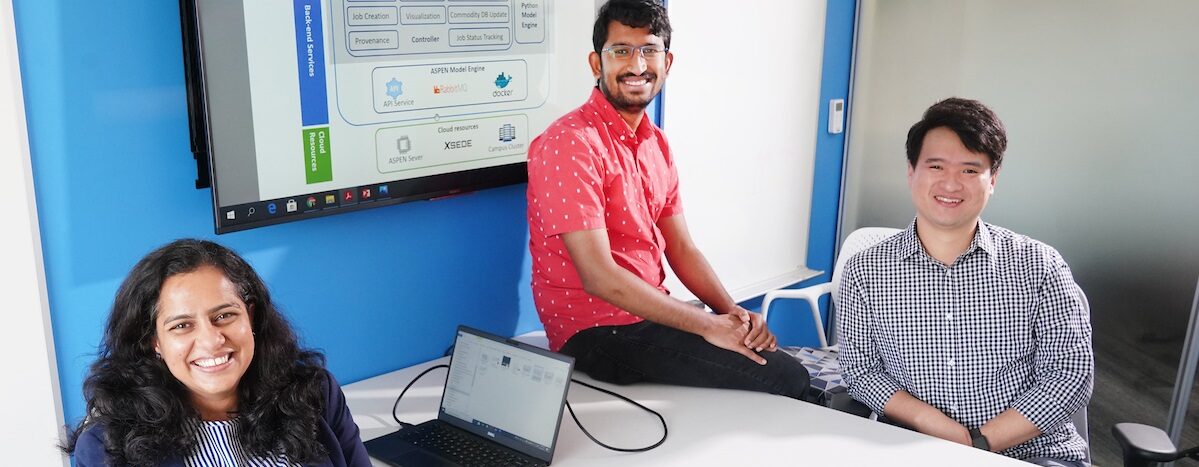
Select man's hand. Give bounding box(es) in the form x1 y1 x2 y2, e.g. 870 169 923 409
727 306 778 352
702 313 767 365
658 215 777 357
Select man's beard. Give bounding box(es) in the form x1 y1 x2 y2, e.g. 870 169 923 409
599 71 658 114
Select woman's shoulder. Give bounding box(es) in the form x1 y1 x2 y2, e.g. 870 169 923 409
311 368 371 466
72 423 111 465
320 368 346 409
72 421 187 467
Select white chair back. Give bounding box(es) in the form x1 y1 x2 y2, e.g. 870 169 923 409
830 227 902 304
822 227 900 347
760 226 900 349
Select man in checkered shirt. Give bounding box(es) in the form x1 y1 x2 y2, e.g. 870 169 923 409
836 98 1094 466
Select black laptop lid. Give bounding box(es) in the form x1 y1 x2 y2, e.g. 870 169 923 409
438 326 574 463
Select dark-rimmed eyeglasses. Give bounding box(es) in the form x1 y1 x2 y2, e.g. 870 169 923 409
601 45 668 60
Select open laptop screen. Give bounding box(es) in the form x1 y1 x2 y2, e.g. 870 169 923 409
439 327 574 460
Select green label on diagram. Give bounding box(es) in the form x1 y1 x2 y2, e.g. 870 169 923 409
303 127 333 184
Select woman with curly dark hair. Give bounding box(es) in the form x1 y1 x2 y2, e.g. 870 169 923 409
63 239 369 466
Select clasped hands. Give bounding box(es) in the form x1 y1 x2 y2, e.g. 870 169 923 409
702 306 778 365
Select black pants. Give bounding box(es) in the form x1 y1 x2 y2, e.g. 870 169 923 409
560 320 812 401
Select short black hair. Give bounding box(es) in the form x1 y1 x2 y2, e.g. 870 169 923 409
906 97 1007 172
592 0 672 54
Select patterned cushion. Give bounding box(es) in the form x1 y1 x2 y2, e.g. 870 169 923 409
781 345 847 404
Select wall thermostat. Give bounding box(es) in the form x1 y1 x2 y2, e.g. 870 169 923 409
828 99 845 134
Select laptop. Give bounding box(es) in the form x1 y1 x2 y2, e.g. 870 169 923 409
366 326 575 466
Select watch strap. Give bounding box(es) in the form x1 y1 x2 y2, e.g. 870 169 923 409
969 427 991 451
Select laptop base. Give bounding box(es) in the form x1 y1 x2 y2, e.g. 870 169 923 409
366 420 545 467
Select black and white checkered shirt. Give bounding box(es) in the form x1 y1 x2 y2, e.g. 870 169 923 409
836 220 1093 462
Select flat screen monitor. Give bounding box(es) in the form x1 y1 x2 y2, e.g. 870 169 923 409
180 0 597 233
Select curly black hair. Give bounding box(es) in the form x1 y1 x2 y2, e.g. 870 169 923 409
592 0 672 53
62 239 329 466
906 97 1007 172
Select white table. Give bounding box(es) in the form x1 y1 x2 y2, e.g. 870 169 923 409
344 340 1026 466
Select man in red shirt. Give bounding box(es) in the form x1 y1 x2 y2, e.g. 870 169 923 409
526 0 809 399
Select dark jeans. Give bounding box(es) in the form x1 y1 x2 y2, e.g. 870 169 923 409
560 320 812 401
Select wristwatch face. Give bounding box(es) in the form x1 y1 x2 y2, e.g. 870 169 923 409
970 428 990 451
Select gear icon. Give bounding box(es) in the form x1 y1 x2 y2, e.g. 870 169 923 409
385 78 403 99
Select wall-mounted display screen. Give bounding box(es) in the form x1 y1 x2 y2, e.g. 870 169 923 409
181 0 596 233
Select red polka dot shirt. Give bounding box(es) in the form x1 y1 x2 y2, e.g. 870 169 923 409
527 87 682 351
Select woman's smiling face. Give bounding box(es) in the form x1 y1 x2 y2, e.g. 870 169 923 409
153 265 255 416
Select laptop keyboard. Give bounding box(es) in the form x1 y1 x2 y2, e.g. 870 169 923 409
397 422 546 467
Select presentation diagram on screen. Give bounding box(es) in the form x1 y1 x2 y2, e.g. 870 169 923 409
329 0 550 173
201 0 595 231
264 0 555 194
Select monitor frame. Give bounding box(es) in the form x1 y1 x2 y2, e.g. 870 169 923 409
177 0 529 234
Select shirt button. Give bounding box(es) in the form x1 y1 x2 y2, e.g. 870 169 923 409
947 358 955 367
946 313 953 321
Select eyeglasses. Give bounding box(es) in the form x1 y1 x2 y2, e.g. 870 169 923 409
601 45 668 60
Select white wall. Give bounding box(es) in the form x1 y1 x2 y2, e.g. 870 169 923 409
0 0 68 463
663 0 827 301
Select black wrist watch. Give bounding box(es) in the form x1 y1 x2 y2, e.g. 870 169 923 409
969 427 991 451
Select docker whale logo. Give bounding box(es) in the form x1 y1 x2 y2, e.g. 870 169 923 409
494 73 512 89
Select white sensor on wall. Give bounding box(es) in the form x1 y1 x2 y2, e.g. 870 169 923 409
828 99 845 134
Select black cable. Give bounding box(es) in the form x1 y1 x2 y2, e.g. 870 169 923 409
388 365 668 453
565 378 667 452
391 364 449 428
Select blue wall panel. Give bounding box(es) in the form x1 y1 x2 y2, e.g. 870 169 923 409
14 0 541 426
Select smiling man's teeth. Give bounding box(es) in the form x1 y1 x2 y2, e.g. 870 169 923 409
194 355 230 368
935 196 962 204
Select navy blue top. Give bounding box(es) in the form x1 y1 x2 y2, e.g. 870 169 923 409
73 371 371 467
